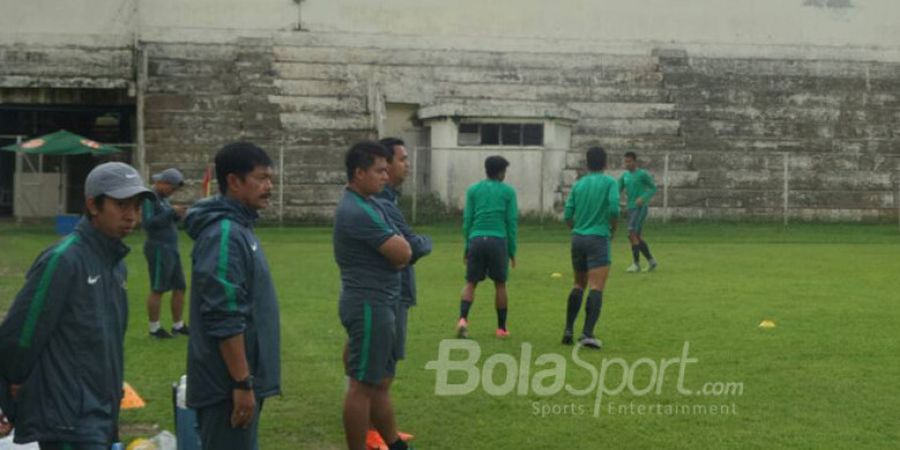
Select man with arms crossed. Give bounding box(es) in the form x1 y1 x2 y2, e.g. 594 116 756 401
562 147 619 349
334 141 413 450
184 142 280 450
0 162 153 449
367 137 432 449
143 167 189 338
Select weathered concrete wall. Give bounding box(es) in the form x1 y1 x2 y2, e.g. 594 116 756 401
258 34 899 220
657 51 900 221
300 0 900 51
0 44 133 90
2 0 899 221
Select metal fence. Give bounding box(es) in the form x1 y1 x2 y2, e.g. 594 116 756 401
399 146 900 227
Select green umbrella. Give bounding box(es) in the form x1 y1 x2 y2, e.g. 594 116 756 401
1 130 123 155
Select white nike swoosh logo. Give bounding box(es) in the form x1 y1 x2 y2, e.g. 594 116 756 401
125 173 138 179
250 243 258 252
87 275 101 284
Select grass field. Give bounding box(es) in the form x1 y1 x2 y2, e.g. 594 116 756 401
1 221 899 449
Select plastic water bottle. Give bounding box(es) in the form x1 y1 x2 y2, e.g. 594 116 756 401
176 375 187 409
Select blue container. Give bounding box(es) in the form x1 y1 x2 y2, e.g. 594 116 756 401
172 380 201 450
175 407 201 450
55 214 79 235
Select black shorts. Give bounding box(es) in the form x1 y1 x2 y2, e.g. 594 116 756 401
628 206 649 234
465 236 508 283
571 234 611 272
339 301 397 385
144 242 186 293
394 303 410 361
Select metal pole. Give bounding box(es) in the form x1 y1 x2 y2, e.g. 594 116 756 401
14 136 21 223
135 45 148 180
539 148 545 227
279 140 284 226
411 144 418 225
663 152 670 224
59 157 66 214
783 152 789 228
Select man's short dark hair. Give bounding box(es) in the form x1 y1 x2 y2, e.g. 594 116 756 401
485 155 510 179
586 146 607 171
215 142 273 195
378 137 405 162
346 141 391 181
624 151 638 160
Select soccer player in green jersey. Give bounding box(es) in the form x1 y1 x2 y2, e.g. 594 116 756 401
618 151 658 273
457 156 518 339
562 147 619 348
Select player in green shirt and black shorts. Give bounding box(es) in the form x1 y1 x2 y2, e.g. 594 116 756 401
457 156 519 339
618 151 658 273
562 147 619 349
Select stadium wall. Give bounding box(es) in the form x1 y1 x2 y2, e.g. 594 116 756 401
1 0 899 221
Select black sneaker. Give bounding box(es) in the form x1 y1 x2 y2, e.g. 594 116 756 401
561 330 574 345
149 328 174 339
172 325 190 336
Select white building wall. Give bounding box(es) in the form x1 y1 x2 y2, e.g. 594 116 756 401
3 0 900 53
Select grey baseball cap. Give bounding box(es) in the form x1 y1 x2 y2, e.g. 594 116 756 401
151 168 185 186
84 162 154 200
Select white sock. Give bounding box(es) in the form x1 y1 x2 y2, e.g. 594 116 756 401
173 321 185 330
149 321 161 332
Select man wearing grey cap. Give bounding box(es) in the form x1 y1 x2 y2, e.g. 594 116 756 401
0 162 152 449
143 167 189 339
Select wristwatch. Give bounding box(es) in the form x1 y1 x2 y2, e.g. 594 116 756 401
233 375 254 391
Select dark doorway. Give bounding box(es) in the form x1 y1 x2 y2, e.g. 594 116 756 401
0 89 135 216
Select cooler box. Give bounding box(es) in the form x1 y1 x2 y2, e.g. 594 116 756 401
55 214 79 235
172 376 201 450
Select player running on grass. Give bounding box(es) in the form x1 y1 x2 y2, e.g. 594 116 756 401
618 151 658 273
456 155 518 339
562 147 619 349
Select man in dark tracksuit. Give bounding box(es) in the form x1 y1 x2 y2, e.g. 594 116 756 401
184 143 280 450
143 167 188 338
335 141 412 450
0 162 153 449
373 138 432 362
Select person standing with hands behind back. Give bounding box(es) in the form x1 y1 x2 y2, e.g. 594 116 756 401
0 162 153 449
184 142 281 450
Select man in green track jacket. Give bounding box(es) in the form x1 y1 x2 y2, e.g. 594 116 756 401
457 155 519 339
0 162 153 449
184 142 280 450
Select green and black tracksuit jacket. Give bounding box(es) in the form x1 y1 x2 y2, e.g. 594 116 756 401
0 218 130 446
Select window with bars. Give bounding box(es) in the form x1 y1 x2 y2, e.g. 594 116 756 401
458 123 544 146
